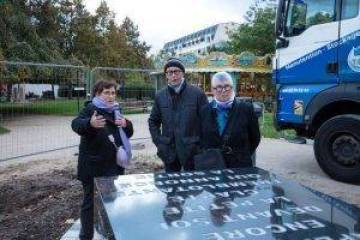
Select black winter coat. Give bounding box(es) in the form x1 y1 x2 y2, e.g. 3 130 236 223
71 102 133 182
148 82 208 165
199 99 260 168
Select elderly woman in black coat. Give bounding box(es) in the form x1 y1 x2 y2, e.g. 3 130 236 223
199 72 260 169
72 80 133 240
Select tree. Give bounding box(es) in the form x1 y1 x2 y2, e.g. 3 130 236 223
0 48 4 61
102 20 128 66
120 17 151 68
7 42 38 62
29 0 61 40
0 0 152 68
94 1 113 36
70 1 96 66
227 5 276 56
0 0 66 63
58 0 81 57
244 0 277 22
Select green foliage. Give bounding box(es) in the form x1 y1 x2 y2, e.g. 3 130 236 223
0 0 152 71
0 126 10 135
0 0 65 63
124 72 152 88
261 113 296 139
227 6 276 56
119 17 152 68
0 48 3 59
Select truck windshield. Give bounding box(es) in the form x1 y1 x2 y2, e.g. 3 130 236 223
342 0 359 20
285 0 336 37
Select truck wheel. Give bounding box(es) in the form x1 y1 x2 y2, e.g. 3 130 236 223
314 114 360 183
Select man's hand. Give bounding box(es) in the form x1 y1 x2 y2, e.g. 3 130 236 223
90 111 106 128
115 118 127 128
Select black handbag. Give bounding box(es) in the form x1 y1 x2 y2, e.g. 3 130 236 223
194 102 239 171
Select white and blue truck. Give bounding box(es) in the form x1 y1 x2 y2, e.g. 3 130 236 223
274 0 360 183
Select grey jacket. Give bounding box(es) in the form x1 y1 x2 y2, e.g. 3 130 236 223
148 82 208 165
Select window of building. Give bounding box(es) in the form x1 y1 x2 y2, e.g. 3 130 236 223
342 0 359 19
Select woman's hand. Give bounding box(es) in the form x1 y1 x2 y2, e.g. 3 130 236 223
115 118 127 128
90 111 106 128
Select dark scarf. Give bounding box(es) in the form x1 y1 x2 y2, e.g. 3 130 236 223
168 81 187 110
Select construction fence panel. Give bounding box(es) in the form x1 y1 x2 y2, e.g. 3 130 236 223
0 62 276 162
0 61 90 161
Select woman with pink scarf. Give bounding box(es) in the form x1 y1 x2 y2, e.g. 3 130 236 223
72 80 133 240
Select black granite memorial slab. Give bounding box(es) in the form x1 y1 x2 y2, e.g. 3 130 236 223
94 168 360 240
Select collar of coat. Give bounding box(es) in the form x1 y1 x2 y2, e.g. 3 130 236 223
167 80 187 95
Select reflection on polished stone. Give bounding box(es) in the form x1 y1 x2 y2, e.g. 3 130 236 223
94 168 360 240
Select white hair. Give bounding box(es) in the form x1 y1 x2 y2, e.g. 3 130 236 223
211 72 234 87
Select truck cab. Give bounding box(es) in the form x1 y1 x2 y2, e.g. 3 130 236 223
274 0 360 183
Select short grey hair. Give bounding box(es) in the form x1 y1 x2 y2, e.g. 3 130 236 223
211 72 234 87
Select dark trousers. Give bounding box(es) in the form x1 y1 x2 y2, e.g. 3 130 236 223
79 179 94 240
164 156 194 172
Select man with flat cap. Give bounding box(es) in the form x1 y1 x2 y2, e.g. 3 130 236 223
148 58 208 172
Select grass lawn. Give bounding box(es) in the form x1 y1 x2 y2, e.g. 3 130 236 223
261 112 296 139
0 126 10 135
0 99 147 116
0 99 85 116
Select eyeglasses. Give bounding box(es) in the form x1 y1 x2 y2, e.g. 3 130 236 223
165 70 183 76
212 85 232 92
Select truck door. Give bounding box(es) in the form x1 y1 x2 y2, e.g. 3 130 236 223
338 0 360 82
277 0 339 85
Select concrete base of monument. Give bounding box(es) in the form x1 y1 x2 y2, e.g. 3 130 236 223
60 219 105 240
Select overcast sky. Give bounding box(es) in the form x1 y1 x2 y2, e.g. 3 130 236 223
83 0 254 55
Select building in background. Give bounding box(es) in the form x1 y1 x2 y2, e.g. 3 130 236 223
162 22 240 56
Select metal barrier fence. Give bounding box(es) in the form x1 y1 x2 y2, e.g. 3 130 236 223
0 61 90 161
0 61 276 162
0 62 161 161
90 67 156 114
